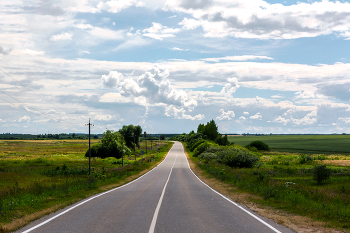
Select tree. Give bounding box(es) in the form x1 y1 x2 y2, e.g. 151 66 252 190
197 119 219 141
85 130 130 159
119 125 143 149
160 134 166 140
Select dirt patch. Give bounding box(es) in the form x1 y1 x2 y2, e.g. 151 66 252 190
0 152 169 233
322 160 350 167
183 145 347 233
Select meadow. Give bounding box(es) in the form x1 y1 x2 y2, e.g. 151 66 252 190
187 135 350 231
0 139 172 232
228 134 350 154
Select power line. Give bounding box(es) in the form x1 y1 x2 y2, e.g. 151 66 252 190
0 96 41 116
0 67 71 114
0 89 41 114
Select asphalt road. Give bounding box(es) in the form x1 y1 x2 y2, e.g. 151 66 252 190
17 142 294 233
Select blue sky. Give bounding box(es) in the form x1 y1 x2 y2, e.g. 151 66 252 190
1 0 350 135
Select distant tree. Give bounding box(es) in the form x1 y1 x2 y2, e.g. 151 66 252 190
72 133 76 139
160 134 166 140
197 119 219 141
93 135 98 139
119 125 142 149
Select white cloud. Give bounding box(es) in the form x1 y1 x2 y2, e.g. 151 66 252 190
250 113 262 120
99 93 131 103
239 116 246 120
165 0 350 39
50 32 72 41
100 66 197 111
171 47 188 51
243 111 249 115
143 22 181 40
20 49 45 56
202 55 273 62
339 117 350 123
216 109 235 120
165 106 205 120
94 114 114 121
292 111 317 125
19 116 30 122
97 0 144 13
273 116 290 125
221 77 239 99
179 18 201 30
296 90 315 99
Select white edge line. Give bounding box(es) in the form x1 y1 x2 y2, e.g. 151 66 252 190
21 147 174 233
182 145 282 233
148 153 177 233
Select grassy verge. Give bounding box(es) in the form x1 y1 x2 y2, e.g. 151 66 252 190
229 134 350 154
184 143 350 232
0 140 173 232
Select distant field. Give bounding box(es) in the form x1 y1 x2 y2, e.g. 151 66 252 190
228 135 350 154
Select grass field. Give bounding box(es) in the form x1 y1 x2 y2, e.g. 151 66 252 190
0 139 171 232
228 135 350 154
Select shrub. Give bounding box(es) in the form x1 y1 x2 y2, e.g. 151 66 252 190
193 142 216 157
299 154 314 164
198 152 217 162
222 150 259 168
189 139 207 152
313 165 332 184
245 140 270 151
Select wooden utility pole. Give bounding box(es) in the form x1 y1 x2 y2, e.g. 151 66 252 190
86 119 94 175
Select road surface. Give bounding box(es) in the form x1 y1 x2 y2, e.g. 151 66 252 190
17 142 294 233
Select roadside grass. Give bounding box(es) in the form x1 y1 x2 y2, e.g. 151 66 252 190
185 143 350 231
229 134 350 154
0 140 173 232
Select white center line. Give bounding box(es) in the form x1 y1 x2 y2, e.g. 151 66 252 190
148 152 178 233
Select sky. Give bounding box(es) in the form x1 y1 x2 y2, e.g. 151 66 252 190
1 0 350 135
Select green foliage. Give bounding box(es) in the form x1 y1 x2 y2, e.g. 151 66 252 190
197 119 219 141
85 130 131 159
188 139 206 152
313 165 332 184
221 150 259 168
119 125 142 148
245 140 270 151
193 142 216 157
299 154 314 164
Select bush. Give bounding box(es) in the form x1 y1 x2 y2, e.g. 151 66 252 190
222 150 259 168
198 152 217 162
299 154 314 164
189 139 207 152
245 140 270 151
193 142 217 157
313 165 332 184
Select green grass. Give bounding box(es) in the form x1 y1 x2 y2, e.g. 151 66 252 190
229 135 350 154
0 140 173 230
185 143 350 230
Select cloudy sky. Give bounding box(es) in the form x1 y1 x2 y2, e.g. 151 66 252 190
1 0 350 135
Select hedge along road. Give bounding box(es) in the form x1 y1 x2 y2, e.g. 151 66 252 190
17 142 293 233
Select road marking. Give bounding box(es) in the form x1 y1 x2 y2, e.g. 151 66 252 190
181 145 282 233
21 148 174 233
148 152 178 233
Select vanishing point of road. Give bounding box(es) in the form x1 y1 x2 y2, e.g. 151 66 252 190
17 142 294 233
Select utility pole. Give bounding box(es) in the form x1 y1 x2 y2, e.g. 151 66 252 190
86 118 94 175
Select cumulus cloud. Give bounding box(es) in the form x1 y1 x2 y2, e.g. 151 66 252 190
221 77 239 99
171 47 189 51
97 0 145 13
273 116 290 125
143 22 181 40
20 49 45 56
50 32 72 41
94 114 114 121
216 109 235 120
250 112 262 120
243 111 249 115
165 0 350 39
165 106 205 120
19 116 30 122
296 90 315 99
100 66 198 111
339 117 350 123
292 111 317 125
179 17 201 30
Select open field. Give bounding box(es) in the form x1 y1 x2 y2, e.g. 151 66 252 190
228 134 350 154
0 139 171 231
185 142 350 231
